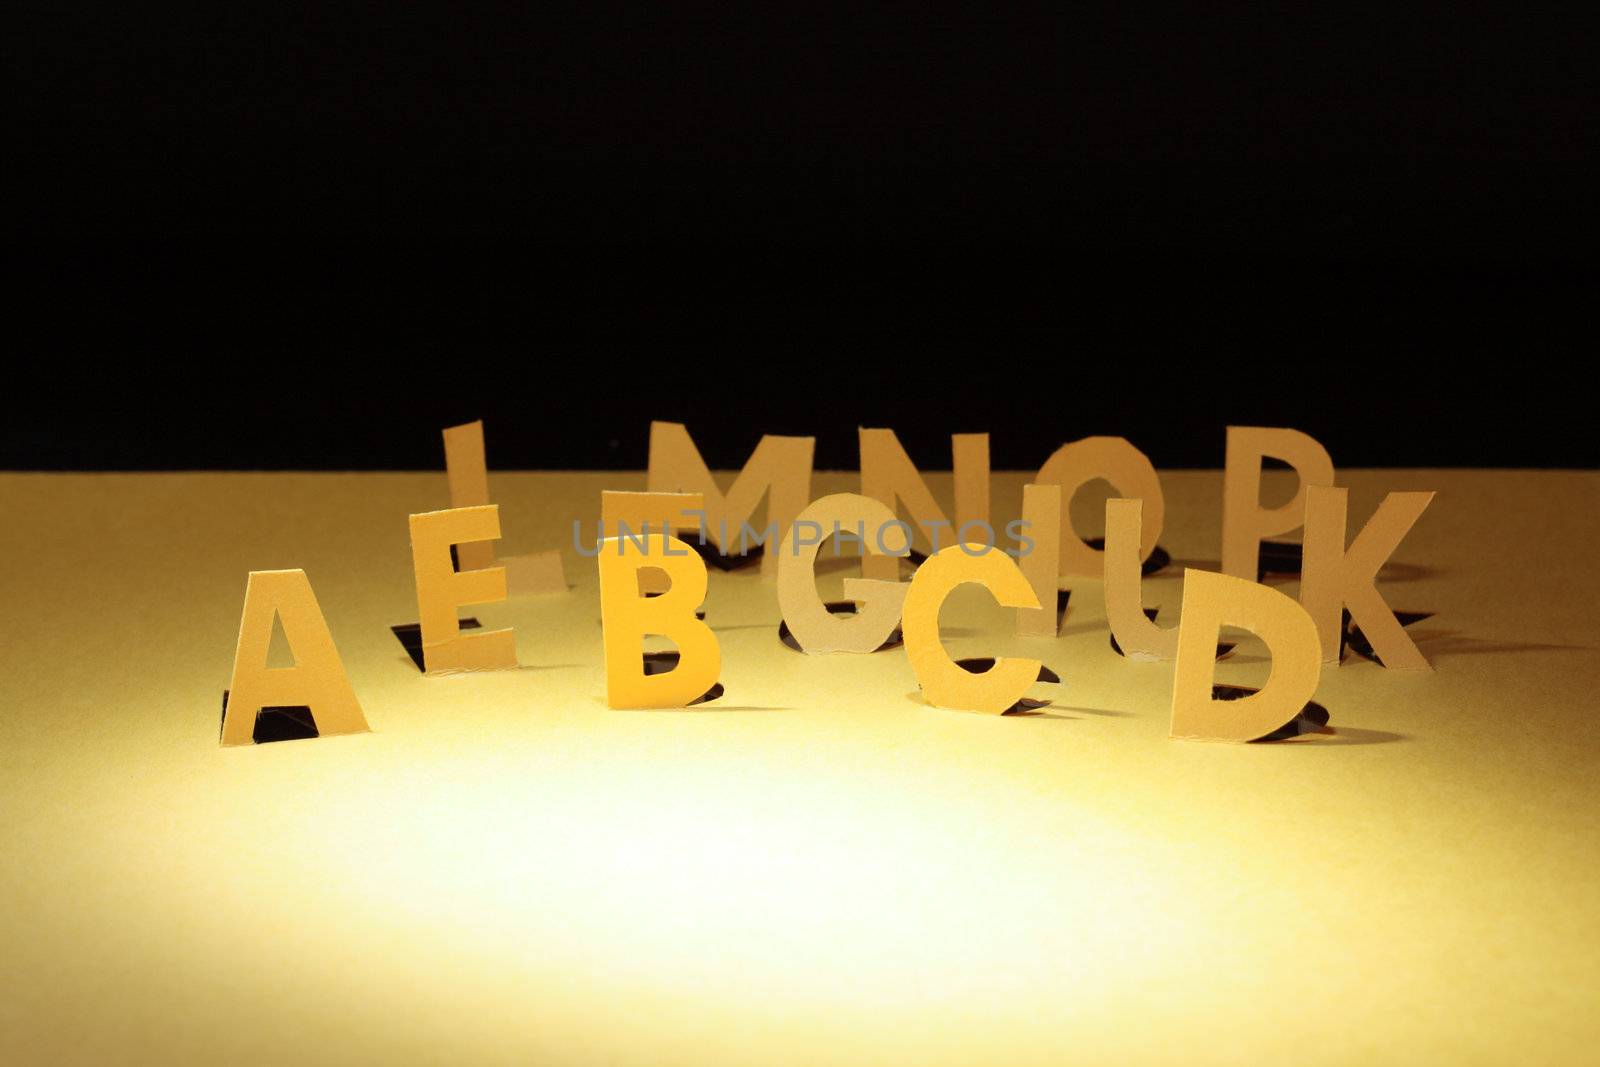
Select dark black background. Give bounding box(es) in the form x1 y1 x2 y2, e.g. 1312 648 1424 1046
13 4 1595 470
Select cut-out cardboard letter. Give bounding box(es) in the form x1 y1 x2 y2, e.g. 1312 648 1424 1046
1035 436 1164 577
1104 498 1178 660
1170 569 1322 742
1302 486 1436 669
1015 483 1062 637
598 533 721 708
223 569 368 746
409 505 517 673
859 428 991 580
776 493 910 653
600 491 707 594
599 490 708 542
1220 426 1335 580
647 421 814 576
903 545 1042 714
443 420 495 572
952 433 990 534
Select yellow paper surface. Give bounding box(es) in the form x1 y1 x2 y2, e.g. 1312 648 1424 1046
3 468 1598 1065
501 548 569 597
902 544 1042 714
221 569 368 746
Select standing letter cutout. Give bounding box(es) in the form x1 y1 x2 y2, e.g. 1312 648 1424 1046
776 493 910 653
1220 426 1334 581
222 569 368 746
443 420 495 572
599 491 707 594
647 421 814 576
859 427 991 581
1170 569 1322 742
903 545 1042 714
1302 486 1436 669
1015 483 1063 637
1035 436 1164 578
1103 498 1178 660
598 533 721 708
409 505 517 673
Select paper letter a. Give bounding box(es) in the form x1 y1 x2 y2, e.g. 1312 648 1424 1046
222 569 368 747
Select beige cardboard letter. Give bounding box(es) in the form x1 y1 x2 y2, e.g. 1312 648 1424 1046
1104 497 1178 660
1170 569 1322 742
1015 482 1063 637
647 421 814 575
1302 486 1436 669
598 533 721 708
859 427 990 580
952 432 990 533
776 493 910 653
409 505 517 673
443 420 495 572
1220 426 1334 580
1035 436 1164 577
222 569 368 746
903 545 1042 714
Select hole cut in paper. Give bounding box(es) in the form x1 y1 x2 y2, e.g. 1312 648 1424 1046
1342 609 1434 667
1256 540 1303 582
1208 683 1332 742
640 651 725 705
948 659 1060 715
391 617 481 672
1084 538 1172 577
219 691 318 745
684 538 764 572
